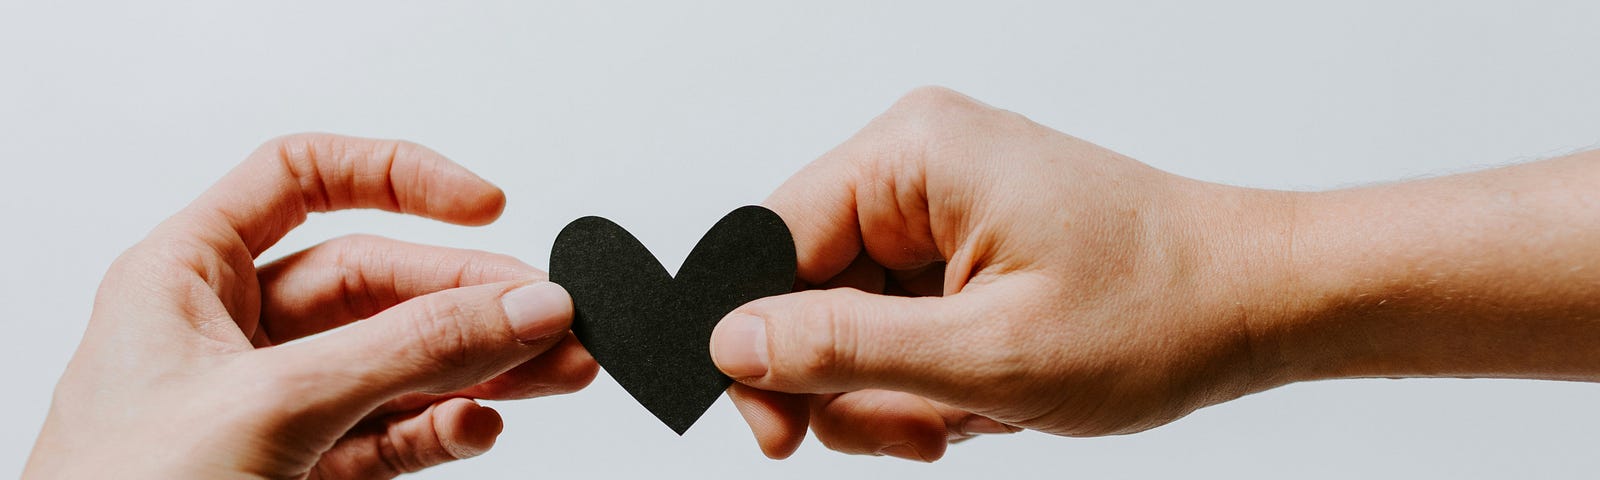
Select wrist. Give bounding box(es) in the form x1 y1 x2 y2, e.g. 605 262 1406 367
1165 180 1308 395
1266 183 1466 383
1262 154 1600 384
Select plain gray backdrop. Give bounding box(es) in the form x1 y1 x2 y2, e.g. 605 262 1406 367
4 1 1600 478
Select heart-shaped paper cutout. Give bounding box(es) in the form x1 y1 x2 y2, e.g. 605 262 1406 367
549 205 796 434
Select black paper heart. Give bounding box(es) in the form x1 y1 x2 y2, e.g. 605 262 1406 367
548 205 796 434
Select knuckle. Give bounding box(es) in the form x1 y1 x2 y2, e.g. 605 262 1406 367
261 133 340 210
875 87 984 162
260 132 340 169
404 296 478 372
811 429 857 454
894 85 972 112
554 359 601 394
104 239 177 283
262 132 339 149
322 233 389 270
322 234 389 268
374 424 422 474
780 293 857 383
389 138 423 155
257 133 418 213
389 139 443 175
885 113 946 151
462 251 542 284
840 87 996 192
377 139 443 215
418 409 464 463
884 86 1026 149
321 234 394 317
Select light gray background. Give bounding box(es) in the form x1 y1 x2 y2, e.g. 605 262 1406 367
4 1 1599 478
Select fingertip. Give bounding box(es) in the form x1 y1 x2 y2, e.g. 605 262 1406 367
760 163 865 286
449 175 507 227
711 313 771 379
563 338 601 390
810 391 949 461
728 384 809 460
413 144 506 226
472 185 509 226
530 334 600 394
501 282 575 344
764 438 803 460
436 399 504 459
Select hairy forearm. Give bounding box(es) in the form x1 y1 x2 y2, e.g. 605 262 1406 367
1268 151 1600 383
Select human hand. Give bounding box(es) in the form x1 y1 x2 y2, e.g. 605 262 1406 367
710 87 1300 461
24 134 598 479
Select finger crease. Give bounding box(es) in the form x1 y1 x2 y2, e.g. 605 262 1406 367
279 139 331 213
374 426 411 475
382 142 404 214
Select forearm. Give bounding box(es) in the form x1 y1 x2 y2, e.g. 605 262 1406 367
1270 151 1600 383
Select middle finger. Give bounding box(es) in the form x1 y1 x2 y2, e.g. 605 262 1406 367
254 235 540 345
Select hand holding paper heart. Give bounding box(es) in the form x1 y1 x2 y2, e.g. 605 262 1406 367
710 87 1284 461
711 87 1600 461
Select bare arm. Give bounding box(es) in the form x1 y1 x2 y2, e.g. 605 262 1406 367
1273 152 1600 383
709 87 1600 461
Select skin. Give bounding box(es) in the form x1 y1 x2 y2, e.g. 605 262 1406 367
709 86 1600 461
24 134 599 479
28 88 1600 472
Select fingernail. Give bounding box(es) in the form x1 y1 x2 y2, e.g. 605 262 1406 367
711 313 769 377
501 282 573 342
961 416 1018 435
876 444 929 462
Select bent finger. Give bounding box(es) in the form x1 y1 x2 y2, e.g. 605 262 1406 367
256 235 539 344
360 336 599 424
808 392 1018 461
727 384 809 460
312 398 502 480
809 390 946 462
179 133 505 258
266 281 574 410
764 87 999 286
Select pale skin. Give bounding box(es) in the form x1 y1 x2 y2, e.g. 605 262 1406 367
27 87 1600 475
24 134 598 479
708 87 1600 461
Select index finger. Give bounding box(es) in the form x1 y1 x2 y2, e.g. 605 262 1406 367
764 88 979 284
182 133 505 257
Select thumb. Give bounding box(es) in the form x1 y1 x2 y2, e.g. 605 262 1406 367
268 280 575 408
710 287 988 399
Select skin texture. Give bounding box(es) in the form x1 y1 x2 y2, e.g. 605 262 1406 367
709 87 1600 461
28 88 1600 472
24 134 599 479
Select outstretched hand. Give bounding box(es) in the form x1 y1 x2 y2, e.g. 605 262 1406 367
713 87 1600 463
712 87 1296 461
25 134 598 479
